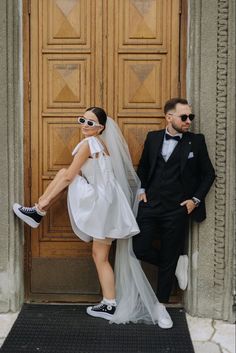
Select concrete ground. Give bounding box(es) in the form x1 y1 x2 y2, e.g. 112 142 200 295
0 311 235 353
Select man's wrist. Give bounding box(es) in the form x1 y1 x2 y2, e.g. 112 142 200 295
191 197 200 207
138 188 146 195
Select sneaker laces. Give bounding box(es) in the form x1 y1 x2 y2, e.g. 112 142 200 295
20 206 36 213
92 301 106 310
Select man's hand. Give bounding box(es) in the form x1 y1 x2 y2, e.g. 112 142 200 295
138 192 147 203
180 199 196 214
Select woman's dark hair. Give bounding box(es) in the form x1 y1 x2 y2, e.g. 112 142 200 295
86 107 107 134
164 98 189 114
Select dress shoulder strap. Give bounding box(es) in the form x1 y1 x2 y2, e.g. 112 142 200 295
71 136 104 157
87 136 104 157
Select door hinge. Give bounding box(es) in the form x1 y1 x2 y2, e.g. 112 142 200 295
28 81 31 102
28 0 31 15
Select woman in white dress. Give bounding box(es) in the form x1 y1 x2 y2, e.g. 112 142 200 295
13 107 173 329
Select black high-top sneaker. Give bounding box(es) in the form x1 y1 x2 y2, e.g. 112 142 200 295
86 301 116 320
13 203 45 228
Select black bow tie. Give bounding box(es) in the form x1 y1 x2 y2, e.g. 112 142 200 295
165 134 181 141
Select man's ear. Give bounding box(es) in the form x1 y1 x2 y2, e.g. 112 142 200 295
166 113 171 123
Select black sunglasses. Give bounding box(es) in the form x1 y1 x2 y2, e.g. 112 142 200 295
169 113 195 122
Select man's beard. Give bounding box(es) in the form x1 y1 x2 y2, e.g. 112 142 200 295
171 122 189 133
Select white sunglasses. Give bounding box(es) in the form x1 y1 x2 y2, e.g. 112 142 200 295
77 116 102 128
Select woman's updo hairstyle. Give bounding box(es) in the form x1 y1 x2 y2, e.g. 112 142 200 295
86 107 107 134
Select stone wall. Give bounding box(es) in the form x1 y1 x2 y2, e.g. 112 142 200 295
186 0 235 323
0 0 24 312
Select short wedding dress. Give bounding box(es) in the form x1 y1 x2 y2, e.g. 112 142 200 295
67 136 139 242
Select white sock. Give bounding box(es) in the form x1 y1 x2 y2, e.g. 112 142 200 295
35 204 47 216
103 297 117 306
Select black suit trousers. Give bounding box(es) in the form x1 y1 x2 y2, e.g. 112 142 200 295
133 202 189 303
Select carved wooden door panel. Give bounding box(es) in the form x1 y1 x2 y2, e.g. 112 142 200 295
105 0 181 302
28 0 181 302
29 0 103 302
105 0 180 166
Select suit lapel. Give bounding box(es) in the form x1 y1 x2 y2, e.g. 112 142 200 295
148 130 165 182
180 133 193 172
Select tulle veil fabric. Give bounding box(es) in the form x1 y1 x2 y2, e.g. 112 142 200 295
101 117 163 324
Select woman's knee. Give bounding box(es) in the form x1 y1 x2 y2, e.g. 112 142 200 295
92 248 108 264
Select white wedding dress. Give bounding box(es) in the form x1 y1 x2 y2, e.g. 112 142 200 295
67 136 139 242
67 124 172 327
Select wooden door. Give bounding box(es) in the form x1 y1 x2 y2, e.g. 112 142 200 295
26 0 184 302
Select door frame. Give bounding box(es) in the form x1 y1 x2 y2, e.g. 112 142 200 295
23 0 188 302
23 0 32 302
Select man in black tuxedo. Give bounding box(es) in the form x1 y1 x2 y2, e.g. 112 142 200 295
133 98 215 303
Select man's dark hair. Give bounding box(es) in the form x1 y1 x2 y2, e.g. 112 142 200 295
164 98 189 115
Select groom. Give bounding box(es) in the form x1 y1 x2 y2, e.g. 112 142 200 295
133 98 215 303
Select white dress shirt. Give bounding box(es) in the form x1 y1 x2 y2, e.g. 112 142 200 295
161 129 183 162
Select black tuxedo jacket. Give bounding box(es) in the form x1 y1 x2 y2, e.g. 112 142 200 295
137 129 216 222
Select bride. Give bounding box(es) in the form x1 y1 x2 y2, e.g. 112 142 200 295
13 107 173 329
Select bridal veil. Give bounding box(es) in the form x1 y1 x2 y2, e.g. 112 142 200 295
101 117 164 324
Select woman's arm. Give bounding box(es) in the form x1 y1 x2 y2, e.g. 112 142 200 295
65 141 90 181
38 141 90 209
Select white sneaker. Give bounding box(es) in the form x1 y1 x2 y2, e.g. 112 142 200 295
175 255 188 290
155 304 173 329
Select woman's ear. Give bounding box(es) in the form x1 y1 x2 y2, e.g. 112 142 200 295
99 126 105 135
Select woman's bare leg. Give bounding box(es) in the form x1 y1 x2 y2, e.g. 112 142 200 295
92 241 115 300
37 169 68 211
38 190 66 211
